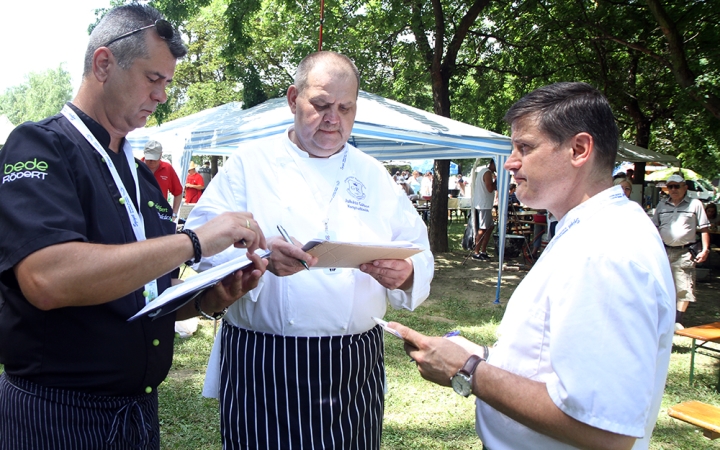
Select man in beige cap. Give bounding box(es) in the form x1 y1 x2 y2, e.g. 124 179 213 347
184 161 204 203
143 140 182 219
652 173 710 328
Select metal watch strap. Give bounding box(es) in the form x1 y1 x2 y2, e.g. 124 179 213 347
193 289 227 320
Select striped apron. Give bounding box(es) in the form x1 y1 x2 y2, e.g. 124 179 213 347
0 373 159 450
219 322 385 450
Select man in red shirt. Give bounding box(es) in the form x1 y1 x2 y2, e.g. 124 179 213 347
142 140 182 219
185 161 205 203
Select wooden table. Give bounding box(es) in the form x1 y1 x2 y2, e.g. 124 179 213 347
668 401 720 439
675 322 720 391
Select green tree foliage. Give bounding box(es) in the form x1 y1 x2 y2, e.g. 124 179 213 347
478 0 720 178
241 65 268 109
0 65 72 125
145 0 720 230
151 0 245 124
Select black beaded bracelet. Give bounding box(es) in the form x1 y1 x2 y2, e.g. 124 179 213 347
181 228 202 266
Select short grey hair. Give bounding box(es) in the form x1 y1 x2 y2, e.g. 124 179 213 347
83 4 187 76
294 51 360 96
504 82 619 174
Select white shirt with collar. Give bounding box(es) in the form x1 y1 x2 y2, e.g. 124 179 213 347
475 186 675 449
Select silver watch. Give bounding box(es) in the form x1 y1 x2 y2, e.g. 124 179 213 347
451 354 484 397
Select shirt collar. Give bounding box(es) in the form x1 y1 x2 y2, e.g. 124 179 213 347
555 185 626 235
661 194 689 208
284 125 348 160
66 102 113 151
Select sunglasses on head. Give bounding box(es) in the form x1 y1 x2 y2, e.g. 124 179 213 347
102 19 174 48
666 184 683 189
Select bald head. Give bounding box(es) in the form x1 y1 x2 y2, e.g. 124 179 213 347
294 51 360 96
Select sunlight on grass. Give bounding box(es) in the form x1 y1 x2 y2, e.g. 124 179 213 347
159 283 720 449
5 227 719 448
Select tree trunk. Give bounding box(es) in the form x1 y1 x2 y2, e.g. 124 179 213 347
428 160 450 252
623 53 652 188
645 0 720 120
410 0 491 252
428 75 452 252
210 155 221 177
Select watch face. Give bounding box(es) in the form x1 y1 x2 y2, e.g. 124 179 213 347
451 374 472 397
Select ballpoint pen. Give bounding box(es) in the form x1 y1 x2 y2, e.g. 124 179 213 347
277 225 310 270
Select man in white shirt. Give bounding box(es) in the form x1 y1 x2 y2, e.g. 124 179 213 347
471 160 496 260
185 51 434 449
390 82 674 449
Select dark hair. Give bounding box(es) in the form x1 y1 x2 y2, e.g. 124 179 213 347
84 4 187 76
509 183 517 190
504 82 618 174
294 51 360 96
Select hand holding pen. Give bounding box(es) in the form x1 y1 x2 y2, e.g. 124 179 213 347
271 225 314 276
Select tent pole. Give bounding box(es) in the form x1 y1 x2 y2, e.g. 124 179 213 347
495 155 509 304
318 0 325 51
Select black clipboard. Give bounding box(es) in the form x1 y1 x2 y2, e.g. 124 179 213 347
128 249 271 321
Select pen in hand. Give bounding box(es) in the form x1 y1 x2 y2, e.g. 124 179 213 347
276 225 310 270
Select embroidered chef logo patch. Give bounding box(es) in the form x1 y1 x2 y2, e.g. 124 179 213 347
345 177 370 212
3 158 50 184
345 177 366 200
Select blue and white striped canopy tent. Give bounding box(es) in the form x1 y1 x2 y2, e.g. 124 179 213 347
128 91 514 302
410 159 458 175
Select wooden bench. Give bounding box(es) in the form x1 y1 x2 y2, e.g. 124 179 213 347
674 322 720 391
668 401 720 439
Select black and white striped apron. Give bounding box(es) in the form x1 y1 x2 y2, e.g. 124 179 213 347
219 322 385 450
0 373 159 450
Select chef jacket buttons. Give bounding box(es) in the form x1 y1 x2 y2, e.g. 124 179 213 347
145 386 152 394
119 197 125 205
143 290 150 298
153 339 160 346
148 201 154 208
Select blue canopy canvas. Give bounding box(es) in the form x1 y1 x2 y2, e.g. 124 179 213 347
128 91 514 302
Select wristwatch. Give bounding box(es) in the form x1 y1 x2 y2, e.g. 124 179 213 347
193 289 228 320
451 354 484 397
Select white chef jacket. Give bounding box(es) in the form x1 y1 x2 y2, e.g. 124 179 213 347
185 128 434 396
476 186 675 449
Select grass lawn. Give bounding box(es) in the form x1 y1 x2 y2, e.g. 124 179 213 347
2 221 720 448
157 221 720 449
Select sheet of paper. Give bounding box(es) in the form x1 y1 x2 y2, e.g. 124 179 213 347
127 249 271 322
301 240 423 268
373 317 404 340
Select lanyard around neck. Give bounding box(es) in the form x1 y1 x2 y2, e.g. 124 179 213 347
285 136 349 240
62 105 158 303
